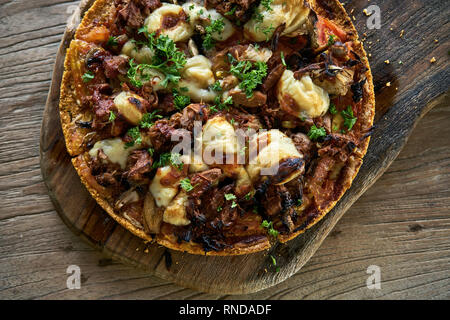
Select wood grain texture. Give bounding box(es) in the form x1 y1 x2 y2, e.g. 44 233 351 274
0 0 449 299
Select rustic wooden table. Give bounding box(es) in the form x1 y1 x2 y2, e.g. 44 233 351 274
0 0 449 299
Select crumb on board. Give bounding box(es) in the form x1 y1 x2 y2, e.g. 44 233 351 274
363 9 371 16
430 57 437 63
386 82 391 87
400 30 405 38
384 60 390 64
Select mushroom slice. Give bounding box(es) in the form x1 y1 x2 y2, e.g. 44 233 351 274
143 191 164 234
163 191 190 226
114 91 146 125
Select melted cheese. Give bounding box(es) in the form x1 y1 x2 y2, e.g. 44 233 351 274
277 70 330 118
244 0 310 42
121 40 153 64
179 55 218 102
182 55 215 88
88 138 134 169
241 44 273 62
163 191 190 226
182 3 235 41
114 92 144 125
246 129 302 182
144 4 193 42
180 154 210 173
202 116 238 164
149 166 180 207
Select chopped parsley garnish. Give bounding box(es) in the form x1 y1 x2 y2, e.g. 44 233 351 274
211 81 222 92
341 106 357 131
329 103 338 115
174 94 191 110
280 51 287 67
244 192 253 200
152 152 184 170
307 125 327 141
108 110 116 122
82 71 95 83
261 220 279 238
252 11 265 24
270 254 276 266
210 95 233 113
140 110 162 128
269 254 280 272
229 60 268 98
261 0 274 11
127 29 187 88
202 18 225 50
172 88 191 110
328 34 337 46
225 193 237 201
148 147 154 156
297 198 303 206
180 178 195 192
231 201 238 208
107 36 118 47
125 127 142 147
217 206 223 212
224 6 237 16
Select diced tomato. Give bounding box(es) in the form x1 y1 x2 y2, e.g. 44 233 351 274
80 25 110 44
316 15 347 46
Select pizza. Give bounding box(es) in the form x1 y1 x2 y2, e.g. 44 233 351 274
59 0 375 255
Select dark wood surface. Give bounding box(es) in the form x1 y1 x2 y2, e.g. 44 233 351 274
1 0 449 299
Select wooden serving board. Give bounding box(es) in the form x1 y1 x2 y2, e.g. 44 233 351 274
40 0 449 294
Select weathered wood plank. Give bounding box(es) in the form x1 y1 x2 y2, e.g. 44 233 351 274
0 0 449 299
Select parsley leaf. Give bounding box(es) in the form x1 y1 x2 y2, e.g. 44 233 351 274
126 31 187 88
202 19 225 50
108 111 116 122
107 36 118 47
341 106 357 131
152 152 184 170
280 51 287 67
180 178 195 192
172 88 191 110
230 60 268 98
211 81 222 92
82 71 95 83
224 6 237 16
329 103 338 115
261 220 279 238
126 127 142 147
307 125 327 140
225 193 237 201
140 110 162 128
261 0 274 11
210 96 233 113
328 34 337 46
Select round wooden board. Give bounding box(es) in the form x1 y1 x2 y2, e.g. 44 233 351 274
39 0 441 294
